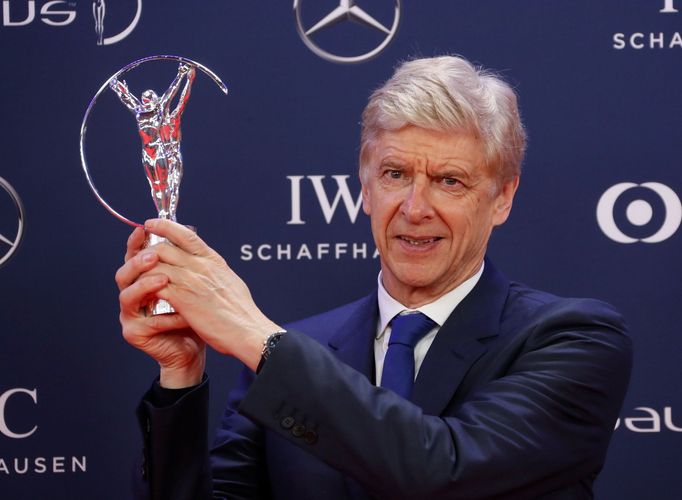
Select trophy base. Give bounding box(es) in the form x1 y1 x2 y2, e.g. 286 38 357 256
143 232 175 316
142 226 196 316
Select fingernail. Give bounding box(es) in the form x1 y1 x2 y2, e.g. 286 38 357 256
141 252 155 263
144 219 157 229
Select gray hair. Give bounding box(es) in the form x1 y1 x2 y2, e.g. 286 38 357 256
359 56 526 184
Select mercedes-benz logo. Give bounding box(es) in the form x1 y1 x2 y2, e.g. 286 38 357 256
294 0 401 64
0 177 25 268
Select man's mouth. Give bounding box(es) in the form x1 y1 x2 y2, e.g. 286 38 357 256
398 236 442 246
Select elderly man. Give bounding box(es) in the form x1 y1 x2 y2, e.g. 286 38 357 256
116 56 632 499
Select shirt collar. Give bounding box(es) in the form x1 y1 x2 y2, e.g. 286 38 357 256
376 261 485 339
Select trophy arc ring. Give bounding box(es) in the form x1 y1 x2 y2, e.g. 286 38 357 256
80 55 228 315
79 54 228 228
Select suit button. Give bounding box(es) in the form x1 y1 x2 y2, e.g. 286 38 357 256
292 424 306 437
303 430 318 445
280 416 295 429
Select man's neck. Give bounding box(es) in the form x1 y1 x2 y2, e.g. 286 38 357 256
380 261 485 308
376 262 485 336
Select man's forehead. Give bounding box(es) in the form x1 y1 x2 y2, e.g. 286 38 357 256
371 128 485 167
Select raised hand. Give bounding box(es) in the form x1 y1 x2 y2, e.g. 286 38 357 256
115 226 206 388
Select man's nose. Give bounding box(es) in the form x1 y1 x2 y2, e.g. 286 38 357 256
400 180 435 222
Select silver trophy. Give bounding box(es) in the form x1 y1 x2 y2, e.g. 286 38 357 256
80 55 228 315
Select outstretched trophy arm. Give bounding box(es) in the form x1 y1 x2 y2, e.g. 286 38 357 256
161 64 191 113
110 78 141 112
172 66 195 117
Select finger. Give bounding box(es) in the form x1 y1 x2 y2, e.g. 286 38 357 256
115 249 160 291
135 312 190 336
144 219 211 257
124 226 147 262
119 273 168 314
144 239 211 269
121 313 190 347
145 312 190 333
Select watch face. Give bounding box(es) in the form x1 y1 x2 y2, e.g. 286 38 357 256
258 331 287 373
265 331 285 357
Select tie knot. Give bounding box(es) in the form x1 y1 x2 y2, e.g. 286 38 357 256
389 312 436 349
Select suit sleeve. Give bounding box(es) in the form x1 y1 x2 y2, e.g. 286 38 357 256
134 378 212 500
134 373 272 500
238 299 632 499
210 369 272 499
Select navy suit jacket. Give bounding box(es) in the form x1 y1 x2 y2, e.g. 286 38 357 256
137 261 632 499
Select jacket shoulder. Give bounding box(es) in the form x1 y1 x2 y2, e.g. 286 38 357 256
506 282 627 330
502 282 632 361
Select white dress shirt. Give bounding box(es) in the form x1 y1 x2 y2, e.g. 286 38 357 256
374 263 484 386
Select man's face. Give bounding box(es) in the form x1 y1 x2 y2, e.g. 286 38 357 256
361 126 518 307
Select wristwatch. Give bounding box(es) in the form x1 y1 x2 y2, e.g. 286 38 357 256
256 330 287 374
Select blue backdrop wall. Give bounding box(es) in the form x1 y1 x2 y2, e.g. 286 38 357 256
1 1 680 498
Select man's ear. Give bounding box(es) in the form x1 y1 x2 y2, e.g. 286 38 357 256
492 176 520 226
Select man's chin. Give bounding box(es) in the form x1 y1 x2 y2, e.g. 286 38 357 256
382 266 445 296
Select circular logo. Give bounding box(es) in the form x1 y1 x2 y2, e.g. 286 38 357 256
596 182 682 243
0 177 25 267
293 0 401 64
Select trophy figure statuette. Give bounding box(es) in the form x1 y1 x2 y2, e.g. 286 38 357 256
80 55 228 315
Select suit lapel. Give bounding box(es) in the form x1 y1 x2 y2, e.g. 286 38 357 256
327 291 378 382
411 260 510 415
324 263 510 415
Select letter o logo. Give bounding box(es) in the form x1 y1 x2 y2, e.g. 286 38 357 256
597 182 682 243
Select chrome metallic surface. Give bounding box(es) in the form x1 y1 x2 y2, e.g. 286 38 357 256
80 55 228 228
81 56 225 315
109 63 195 221
143 232 174 316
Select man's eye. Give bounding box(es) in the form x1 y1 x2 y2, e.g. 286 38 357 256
442 177 460 186
387 170 403 179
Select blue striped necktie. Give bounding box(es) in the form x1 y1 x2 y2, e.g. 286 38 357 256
381 312 437 399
